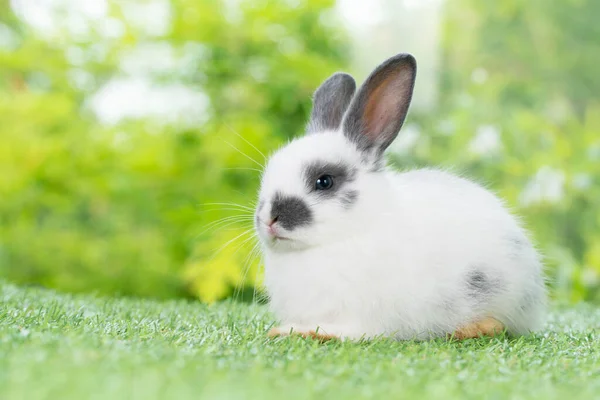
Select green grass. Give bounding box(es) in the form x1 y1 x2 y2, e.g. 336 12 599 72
0 282 598 400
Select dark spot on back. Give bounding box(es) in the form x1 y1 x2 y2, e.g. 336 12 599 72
466 269 503 299
506 234 528 259
509 236 525 247
270 192 313 230
468 271 487 292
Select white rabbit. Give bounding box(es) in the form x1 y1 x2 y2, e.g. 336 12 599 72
254 53 546 341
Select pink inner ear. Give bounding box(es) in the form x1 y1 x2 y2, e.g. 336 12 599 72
363 68 414 142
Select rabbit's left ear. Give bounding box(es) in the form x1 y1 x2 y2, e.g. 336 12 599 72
307 72 356 133
342 54 416 158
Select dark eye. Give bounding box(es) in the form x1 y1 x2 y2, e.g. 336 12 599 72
315 174 334 190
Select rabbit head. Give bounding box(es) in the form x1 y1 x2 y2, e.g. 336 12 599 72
255 54 417 252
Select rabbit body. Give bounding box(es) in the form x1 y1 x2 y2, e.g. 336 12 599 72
255 54 546 340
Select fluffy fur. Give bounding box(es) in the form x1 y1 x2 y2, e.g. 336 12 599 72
254 54 546 340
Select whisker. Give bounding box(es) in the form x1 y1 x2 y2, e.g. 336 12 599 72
223 140 265 169
202 222 254 239
223 167 263 173
200 202 255 211
239 241 262 303
225 124 267 162
229 190 259 208
200 214 253 228
198 216 254 236
308 200 324 208
251 246 265 303
205 228 256 263
198 207 254 215
233 239 260 301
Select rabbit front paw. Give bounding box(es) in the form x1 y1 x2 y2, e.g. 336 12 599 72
450 317 505 340
267 325 340 342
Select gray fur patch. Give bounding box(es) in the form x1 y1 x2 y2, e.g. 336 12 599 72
270 192 313 230
303 160 357 194
307 73 356 133
509 236 525 247
466 269 503 299
339 190 359 208
506 235 529 260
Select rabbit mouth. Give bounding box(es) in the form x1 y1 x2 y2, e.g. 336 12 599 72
272 235 291 242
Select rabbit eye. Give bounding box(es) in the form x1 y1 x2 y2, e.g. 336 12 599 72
315 175 334 190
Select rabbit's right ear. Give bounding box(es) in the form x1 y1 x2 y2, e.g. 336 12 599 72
307 72 356 133
342 54 416 160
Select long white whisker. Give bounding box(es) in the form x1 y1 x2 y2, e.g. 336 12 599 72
199 207 254 215
223 140 265 169
229 190 259 209
200 214 253 229
200 202 255 211
225 124 267 162
223 167 263 173
235 241 261 302
308 200 323 207
250 245 264 303
198 216 254 236
231 233 258 259
232 238 260 301
202 222 254 240
206 228 256 263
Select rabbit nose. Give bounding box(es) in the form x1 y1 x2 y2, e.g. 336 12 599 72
268 216 279 227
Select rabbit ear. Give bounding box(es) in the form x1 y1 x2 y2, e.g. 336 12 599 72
342 54 416 158
307 72 356 133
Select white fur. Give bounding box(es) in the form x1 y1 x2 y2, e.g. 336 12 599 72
255 130 546 340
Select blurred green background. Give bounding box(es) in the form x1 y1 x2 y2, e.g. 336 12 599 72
1 0 599 303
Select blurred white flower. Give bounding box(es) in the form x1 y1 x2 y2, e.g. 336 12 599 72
582 268 599 287
120 42 179 77
588 143 600 160
11 0 108 37
390 124 421 155
120 0 171 37
519 166 566 206
437 119 455 136
471 68 488 84
468 125 502 156
0 23 19 50
89 78 209 127
573 173 592 190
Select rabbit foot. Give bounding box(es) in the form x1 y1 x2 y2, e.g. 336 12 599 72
268 325 340 342
451 317 505 340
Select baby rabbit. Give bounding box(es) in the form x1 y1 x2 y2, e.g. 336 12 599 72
254 53 546 341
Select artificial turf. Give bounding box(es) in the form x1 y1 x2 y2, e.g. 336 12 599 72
0 281 598 399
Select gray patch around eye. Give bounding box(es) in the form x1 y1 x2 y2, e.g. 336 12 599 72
303 160 357 195
466 269 503 299
270 192 313 230
339 190 359 208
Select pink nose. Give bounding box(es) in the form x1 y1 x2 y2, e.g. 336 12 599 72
267 216 279 236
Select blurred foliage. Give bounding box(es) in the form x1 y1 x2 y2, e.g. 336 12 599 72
388 0 600 303
0 0 348 300
1 0 599 303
